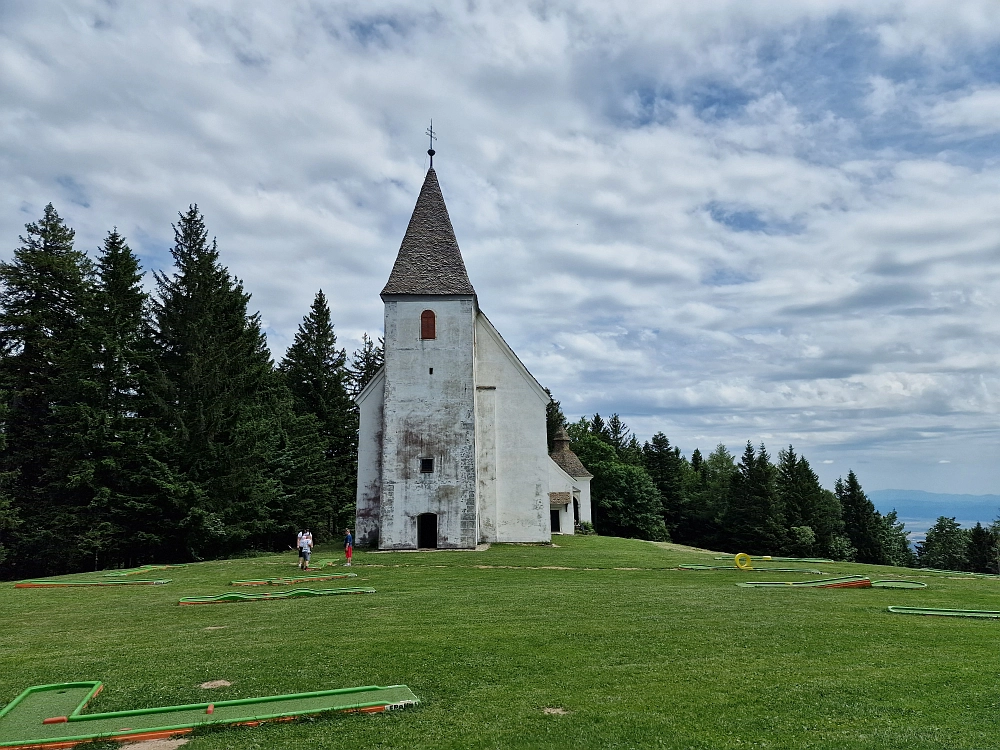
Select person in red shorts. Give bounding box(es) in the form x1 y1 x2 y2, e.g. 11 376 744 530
343 528 353 567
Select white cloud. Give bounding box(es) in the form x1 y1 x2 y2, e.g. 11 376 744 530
2 0 1000 494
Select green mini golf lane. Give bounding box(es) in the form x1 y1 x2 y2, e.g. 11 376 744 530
178 586 375 605
737 576 928 589
0 681 418 749
230 573 358 586
713 556 834 563
15 580 170 588
738 575 872 588
888 605 1000 618
679 564 824 573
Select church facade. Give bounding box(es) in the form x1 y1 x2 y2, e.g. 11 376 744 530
355 167 592 549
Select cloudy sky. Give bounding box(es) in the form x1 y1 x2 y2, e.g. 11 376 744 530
2 0 999 496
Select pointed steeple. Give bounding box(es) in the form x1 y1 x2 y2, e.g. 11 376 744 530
381 168 476 297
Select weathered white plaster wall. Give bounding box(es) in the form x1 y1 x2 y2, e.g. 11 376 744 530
354 368 385 546
575 476 593 526
379 294 478 549
474 314 550 543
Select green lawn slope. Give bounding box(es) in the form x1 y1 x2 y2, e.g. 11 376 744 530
3 535 1000 749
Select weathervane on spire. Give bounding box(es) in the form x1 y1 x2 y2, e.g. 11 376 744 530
426 120 437 168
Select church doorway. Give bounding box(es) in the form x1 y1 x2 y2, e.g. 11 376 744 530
550 509 561 534
417 513 438 549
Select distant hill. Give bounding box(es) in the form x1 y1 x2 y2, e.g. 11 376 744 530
869 489 1000 541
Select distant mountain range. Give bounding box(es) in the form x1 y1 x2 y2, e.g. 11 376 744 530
869 489 1000 540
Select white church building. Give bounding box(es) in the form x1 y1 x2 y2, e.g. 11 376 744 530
355 167 592 549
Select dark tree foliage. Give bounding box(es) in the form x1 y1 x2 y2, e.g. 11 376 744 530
775 446 848 558
589 413 609 441
0 204 98 575
588 461 668 541
679 444 736 549
918 516 968 571
568 419 667 541
149 205 283 559
278 290 357 538
79 230 172 569
967 522 998 574
723 442 787 555
348 333 383 397
543 387 567 453
876 510 916 568
837 470 886 564
642 433 686 537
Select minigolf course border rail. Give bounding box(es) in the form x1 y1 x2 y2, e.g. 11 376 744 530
230 573 358 586
679 564 824 573
15 580 171 588
738 576 928 589
888 605 1000 618
0 681 418 749
178 587 375 605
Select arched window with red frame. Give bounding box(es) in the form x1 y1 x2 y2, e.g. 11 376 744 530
420 310 436 340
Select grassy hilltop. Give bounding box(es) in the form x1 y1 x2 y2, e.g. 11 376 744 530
3 535 1000 749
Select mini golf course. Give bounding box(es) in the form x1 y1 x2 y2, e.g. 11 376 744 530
0 681 418 748
103 564 187 577
230 573 358 586
15 579 171 588
178 586 375 605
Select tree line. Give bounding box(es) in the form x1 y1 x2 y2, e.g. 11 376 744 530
918 517 1000 574
549 401 916 565
0 204 382 578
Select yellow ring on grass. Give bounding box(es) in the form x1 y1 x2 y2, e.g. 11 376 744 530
735 553 753 570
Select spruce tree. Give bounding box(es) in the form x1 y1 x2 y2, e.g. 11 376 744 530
150 205 281 558
0 204 97 575
723 442 786 554
543 387 567 452
967 522 998 574
643 433 687 538
348 333 383 396
918 516 968 570
837 470 885 564
278 290 357 537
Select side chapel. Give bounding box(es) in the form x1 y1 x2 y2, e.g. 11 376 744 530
355 166 592 549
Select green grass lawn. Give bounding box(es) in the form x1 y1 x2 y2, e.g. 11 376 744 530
3 535 1000 749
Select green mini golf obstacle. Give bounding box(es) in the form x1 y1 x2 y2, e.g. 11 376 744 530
871 580 927 589
178 587 375 605
104 564 186 577
738 575 872 588
888 606 1000 618
0 680 418 749
230 573 358 586
15 579 171 588
679 564 824 573
713 556 835 563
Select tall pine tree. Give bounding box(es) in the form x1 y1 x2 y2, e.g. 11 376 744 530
723 442 786 554
0 204 98 575
278 290 357 538
836 470 885 564
150 205 282 558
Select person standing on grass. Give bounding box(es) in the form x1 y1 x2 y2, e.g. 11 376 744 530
296 529 306 567
344 528 353 567
300 529 313 570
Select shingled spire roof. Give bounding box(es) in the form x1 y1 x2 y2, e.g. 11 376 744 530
381 168 476 297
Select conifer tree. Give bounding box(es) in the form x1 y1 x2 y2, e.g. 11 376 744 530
836 470 886 564
149 205 281 558
348 333 383 396
967 522 998 574
643 433 687 537
543 387 567 452
278 290 357 536
918 516 968 570
0 204 97 575
724 442 786 554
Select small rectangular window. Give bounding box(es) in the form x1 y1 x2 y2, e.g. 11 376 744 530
429 367 433 374
420 458 434 473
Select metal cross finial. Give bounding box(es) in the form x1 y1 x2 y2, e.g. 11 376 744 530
426 120 437 168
